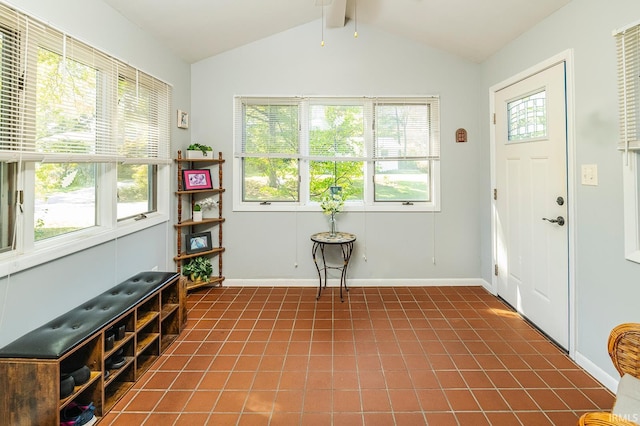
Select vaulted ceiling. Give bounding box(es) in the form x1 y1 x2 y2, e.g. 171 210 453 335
103 0 572 64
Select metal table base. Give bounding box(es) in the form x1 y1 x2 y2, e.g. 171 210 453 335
311 232 356 302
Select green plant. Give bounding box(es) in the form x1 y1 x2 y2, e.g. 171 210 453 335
193 203 202 211
182 256 212 282
187 143 213 155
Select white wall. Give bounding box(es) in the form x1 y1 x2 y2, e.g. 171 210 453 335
191 21 484 284
0 0 191 347
480 0 640 384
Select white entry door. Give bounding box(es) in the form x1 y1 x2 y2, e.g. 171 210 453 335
494 62 569 349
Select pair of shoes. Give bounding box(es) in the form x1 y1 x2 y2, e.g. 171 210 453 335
60 401 96 426
59 366 91 399
104 330 115 351
116 324 126 340
60 374 75 399
105 324 126 350
105 348 125 370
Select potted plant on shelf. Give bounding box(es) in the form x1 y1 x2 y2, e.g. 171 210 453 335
192 203 203 222
182 256 213 284
186 143 213 159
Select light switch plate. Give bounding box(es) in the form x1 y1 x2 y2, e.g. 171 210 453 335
581 164 598 186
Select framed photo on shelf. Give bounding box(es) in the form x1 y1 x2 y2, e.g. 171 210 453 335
185 231 212 255
182 169 213 191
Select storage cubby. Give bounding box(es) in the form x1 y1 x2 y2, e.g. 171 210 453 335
136 295 160 331
136 339 160 376
104 362 135 412
160 278 183 350
59 334 103 420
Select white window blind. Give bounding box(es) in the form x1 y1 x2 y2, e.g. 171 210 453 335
235 96 440 162
118 66 171 163
0 2 171 164
308 101 365 161
615 22 640 151
373 97 440 160
235 97 300 159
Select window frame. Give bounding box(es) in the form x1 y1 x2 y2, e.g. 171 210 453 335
615 20 640 263
0 3 171 276
233 96 441 213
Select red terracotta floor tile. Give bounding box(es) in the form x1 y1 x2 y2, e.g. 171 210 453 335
184 390 220 412
424 412 458 426
455 411 491 425
106 286 613 424
473 389 510 411
444 388 481 411
484 411 521 425
154 390 193 412
361 389 392 412
416 389 451 411
142 413 179 426
123 390 164 411
332 389 361 412
303 389 333 412
333 412 364 426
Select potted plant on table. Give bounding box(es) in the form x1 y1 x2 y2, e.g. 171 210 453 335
182 256 213 284
186 143 213 159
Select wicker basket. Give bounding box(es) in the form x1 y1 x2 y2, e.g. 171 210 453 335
578 323 640 425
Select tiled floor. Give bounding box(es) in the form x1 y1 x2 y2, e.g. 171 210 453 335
101 286 614 425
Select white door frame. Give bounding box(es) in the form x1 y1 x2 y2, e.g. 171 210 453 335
489 49 576 358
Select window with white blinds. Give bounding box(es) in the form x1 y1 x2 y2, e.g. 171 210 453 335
615 22 640 151
373 98 439 202
0 3 171 163
0 1 171 262
234 96 440 210
616 20 640 263
374 99 440 160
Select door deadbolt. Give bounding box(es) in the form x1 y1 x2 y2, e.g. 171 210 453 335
556 196 564 206
542 216 565 226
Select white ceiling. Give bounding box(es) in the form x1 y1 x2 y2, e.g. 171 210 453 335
103 0 572 64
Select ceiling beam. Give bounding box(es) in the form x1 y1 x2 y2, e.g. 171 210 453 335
325 0 347 28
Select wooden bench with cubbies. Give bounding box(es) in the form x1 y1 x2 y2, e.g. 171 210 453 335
0 271 186 426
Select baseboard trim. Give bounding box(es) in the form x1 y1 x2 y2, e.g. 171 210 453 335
223 278 491 288
575 351 618 393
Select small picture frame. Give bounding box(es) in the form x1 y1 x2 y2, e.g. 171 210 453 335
182 169 213 191
185 231 212 254
177 110 189 129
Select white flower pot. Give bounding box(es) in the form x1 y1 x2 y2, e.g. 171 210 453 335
192 211 203 222
186 150 206 159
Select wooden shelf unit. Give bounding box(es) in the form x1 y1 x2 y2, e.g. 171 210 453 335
0 275 186 425
174 150 226 291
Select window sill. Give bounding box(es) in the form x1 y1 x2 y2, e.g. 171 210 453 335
0 212 169 278
232 202 441 213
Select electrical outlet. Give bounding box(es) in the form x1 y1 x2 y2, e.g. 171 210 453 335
581 164 598 186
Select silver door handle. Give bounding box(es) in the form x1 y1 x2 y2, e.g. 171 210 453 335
542 216 565 226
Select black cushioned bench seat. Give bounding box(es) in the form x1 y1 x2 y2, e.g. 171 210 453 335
0 271 179 359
